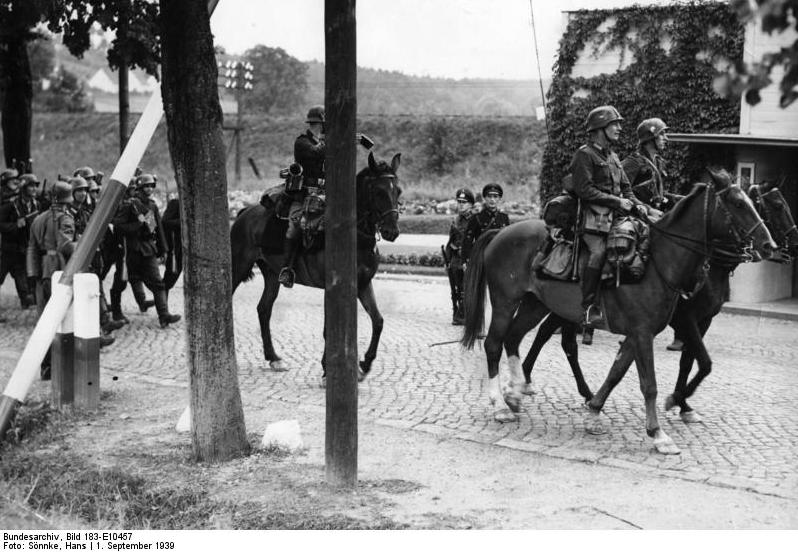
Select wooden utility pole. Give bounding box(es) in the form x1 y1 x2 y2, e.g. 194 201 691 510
324 0 358 488
118 4 130 153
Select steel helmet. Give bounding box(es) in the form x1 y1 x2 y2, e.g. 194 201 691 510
585 105 624 132
69 176 89 192
0 168 19 185
305 105 325 124
135 173 157 188
52 180 74 203
455 187 475 204
482 183 504 198
636 118 669 143
88 179 101 193
19 173 40 188
73 166 103 183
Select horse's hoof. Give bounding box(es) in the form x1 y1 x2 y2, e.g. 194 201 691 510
680 410 703 424
652 431 681 455
583 405 606 435
504 392 523 413
521 383 536 396
664 394 677 411
270 360 289 372
494 409 518 423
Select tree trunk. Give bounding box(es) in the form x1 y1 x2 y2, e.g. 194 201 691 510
159 0 249 462
0 36 32 170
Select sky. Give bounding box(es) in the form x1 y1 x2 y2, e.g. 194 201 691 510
211 0 678 80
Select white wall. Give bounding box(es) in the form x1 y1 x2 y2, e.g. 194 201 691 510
729 261 794 303
739 21 798 138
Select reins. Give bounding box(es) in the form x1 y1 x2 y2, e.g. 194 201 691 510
356 172 399 241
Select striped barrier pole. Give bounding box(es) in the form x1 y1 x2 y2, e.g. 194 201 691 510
73 273 100 409
50 271 75 409
0 0 221 443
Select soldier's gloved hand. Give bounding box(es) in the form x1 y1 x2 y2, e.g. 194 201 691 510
137 213 146 223
635 205 648 218
618 198 634 213
17 218 25 228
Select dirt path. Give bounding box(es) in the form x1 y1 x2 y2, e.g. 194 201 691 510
2 366 795 529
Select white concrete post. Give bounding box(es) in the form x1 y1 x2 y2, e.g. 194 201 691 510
73 273 101 409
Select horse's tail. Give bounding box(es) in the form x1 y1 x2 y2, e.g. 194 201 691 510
460 229 500 350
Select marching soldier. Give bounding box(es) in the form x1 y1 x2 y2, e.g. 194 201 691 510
161 195 182 300
27 180 77 379
0 173 39 309
113 173 181 328
444 187 475 325
569 105 648 343
623 117 682 212
461 183 510 261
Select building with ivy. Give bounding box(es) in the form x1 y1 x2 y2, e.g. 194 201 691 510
541 2 797 306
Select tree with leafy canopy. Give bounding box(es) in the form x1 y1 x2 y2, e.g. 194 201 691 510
0 0 160 168
240 44 308 115
716 0 798 107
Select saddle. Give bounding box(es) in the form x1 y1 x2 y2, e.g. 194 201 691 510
535 194 650 285
259 187 327 255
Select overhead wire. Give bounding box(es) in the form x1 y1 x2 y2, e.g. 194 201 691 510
529 0 550 140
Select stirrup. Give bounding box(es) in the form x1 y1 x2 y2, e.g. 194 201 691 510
278 267 295 288
583 304 603 328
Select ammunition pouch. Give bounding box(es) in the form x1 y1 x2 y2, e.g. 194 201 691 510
581 204 613 235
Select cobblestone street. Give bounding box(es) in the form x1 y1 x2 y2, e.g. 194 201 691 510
2 272 797 500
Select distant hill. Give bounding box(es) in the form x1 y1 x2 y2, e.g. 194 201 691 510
52 42 547 117
305 61 548 116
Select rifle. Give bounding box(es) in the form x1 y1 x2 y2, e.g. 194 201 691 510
570 199 582 281
429 335 485 347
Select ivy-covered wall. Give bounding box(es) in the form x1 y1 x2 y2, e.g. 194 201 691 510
540 2 745 204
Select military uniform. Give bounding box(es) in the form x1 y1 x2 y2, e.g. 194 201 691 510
461 207 510 260
444 187 475 324
162 198 182 297
0 190 38 308
623 150 679 210
113 177 180 328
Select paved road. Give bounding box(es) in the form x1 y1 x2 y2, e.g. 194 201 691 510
1 273 797 499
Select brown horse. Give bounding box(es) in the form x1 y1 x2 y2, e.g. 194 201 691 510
461 172 776 454
519 179 798 422
230 152 402 379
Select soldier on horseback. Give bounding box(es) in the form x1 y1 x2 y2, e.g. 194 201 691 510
278 105 374 288
444 187 475 325
462 183 510 262
569 105 647 334
622 118 683 212
279 106 327 288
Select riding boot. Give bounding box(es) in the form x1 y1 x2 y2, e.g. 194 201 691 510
131 281 155 312
278 235 302 288
110 288 129 324
452 292 465 325
99 294 124 333
580 267 603 345
154 289 181 328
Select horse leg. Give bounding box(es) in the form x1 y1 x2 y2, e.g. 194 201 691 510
503 294 549 400
561 322 593 402
255 261 286 371
677 317 714 423
484 301 520 423
665 314 697 414
631 332 680 455
584 338 635 435
521 312 560 390
357 281 383 381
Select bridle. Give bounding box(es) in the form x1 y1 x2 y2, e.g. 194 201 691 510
750 184 798 262
358 172 400 237
647 182 764 299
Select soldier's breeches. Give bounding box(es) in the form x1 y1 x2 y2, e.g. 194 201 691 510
582 233 607 269
126 252 165 293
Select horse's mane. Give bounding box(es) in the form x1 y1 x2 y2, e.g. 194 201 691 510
655 182 707 229
356 160 394 185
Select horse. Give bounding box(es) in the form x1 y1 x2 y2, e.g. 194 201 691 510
460 171 776 454
519 178 798 422
230 152 402 380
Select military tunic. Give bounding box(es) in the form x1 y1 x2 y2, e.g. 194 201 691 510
445 210 473 270
461 208 510 260
0 195 39 306
622 149 681 210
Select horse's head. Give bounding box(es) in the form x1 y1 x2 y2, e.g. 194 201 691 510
703 167 777 258
358 151 402 242
749 180 798 261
